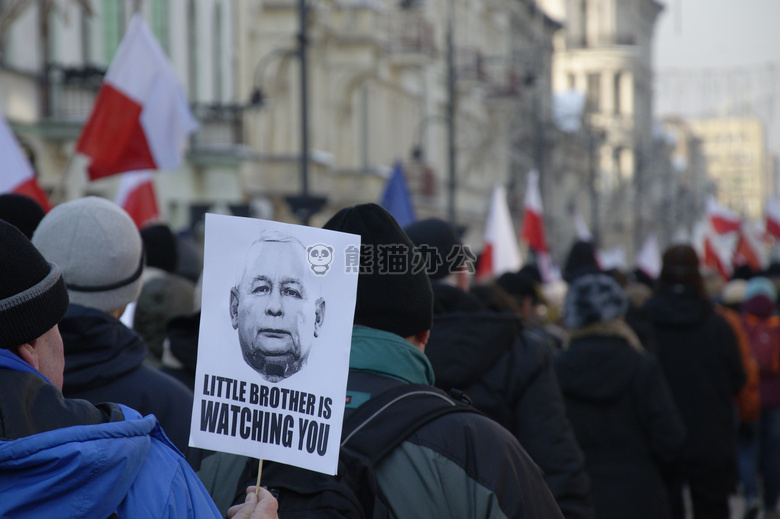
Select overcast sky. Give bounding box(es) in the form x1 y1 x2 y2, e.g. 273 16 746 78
652 0 780 150
653 0 780 70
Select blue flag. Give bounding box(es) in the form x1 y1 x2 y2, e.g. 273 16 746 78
380 161 416 227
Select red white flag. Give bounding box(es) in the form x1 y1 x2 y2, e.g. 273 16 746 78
766 196 780 239
0 113 51 210
520 170 549 253
702 226 737 280
476 186 522 281
734 220 768 272
635 233 661 279
115 171 159 228
706 195 741 235
76 14 197 181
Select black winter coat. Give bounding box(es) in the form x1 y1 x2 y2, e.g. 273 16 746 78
59 304 195 455
554 324 686 519
427 284 595 519
646 287 746 478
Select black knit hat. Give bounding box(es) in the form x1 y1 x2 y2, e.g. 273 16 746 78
563 240 601 283
496 271 538 303
404 218 468 280
323 204 433 338
0 193 46 239
0 219 69 349
141 223 178 273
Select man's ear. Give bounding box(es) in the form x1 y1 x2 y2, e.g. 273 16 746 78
15 342 40 371
229 287 240 329
313 297 325 337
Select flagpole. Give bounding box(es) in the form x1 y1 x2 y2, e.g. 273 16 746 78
50 153 75 205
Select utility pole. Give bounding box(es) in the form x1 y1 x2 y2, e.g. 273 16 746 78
285 0 325 225
588 129 600 245
446 0 456 225
298 0 309 202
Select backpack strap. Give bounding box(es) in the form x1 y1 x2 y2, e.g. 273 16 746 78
341 383 480 464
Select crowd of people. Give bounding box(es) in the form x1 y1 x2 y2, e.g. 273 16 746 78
1 190 779 519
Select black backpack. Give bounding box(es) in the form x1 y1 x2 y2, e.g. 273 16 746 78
227 384 479 518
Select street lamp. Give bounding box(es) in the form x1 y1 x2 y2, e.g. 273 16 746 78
248 48 296 108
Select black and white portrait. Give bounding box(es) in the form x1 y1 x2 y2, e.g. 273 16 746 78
191 214 359 475
230 232 326 382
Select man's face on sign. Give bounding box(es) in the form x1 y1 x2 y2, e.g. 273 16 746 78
230 238 325 382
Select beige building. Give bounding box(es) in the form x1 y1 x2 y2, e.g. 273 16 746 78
536 0 664 257
235 0 546 241
687 117 770 222
0 0 245 230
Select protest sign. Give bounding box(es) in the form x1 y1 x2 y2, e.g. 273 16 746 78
189 214 360 475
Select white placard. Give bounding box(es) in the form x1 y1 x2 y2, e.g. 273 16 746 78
189 214 360 475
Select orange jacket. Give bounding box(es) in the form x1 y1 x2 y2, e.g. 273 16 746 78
717 305 761 422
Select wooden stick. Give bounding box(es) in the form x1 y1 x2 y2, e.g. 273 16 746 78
50 153 75 206
255 459 264 496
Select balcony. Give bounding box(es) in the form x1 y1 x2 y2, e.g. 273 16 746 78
455 47 485 86
189 104 247 164
482 57 526 99
36 64 104 139
385 10 437 66
329 2 387 47
566 33 637 50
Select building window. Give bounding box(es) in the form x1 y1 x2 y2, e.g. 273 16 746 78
187 0 197 100
151 0 169 54
568 73 576 89
103 0 124 63
586 73 600 113
613 72 621 115
212 3 222 102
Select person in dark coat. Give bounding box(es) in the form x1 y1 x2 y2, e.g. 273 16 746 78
32 197 196 456
161 311 201 392
555 272 686 519
405 217 595 519
646 244 747 519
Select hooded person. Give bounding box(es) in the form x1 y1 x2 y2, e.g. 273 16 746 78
736 276 780 517
134 224 196 364
405 218 595 519
199 204 565 519
645 244 746 519
554 272 686 519
0 219 226 518
31 197 195 456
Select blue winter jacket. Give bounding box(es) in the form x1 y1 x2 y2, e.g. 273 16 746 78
0 350 221 519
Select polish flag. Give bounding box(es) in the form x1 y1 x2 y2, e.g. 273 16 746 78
702 226 737 280
706 195 741 235
766 196 780 239
115 171 159 228
0 113 51 210
76 14 197 181
476 186 522 281
520 170 549 253
635 233 661 279
734 220 768 272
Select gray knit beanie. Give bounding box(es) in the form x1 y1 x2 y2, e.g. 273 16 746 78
32 197 144 313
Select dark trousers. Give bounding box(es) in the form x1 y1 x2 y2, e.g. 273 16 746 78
668 467 733 519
